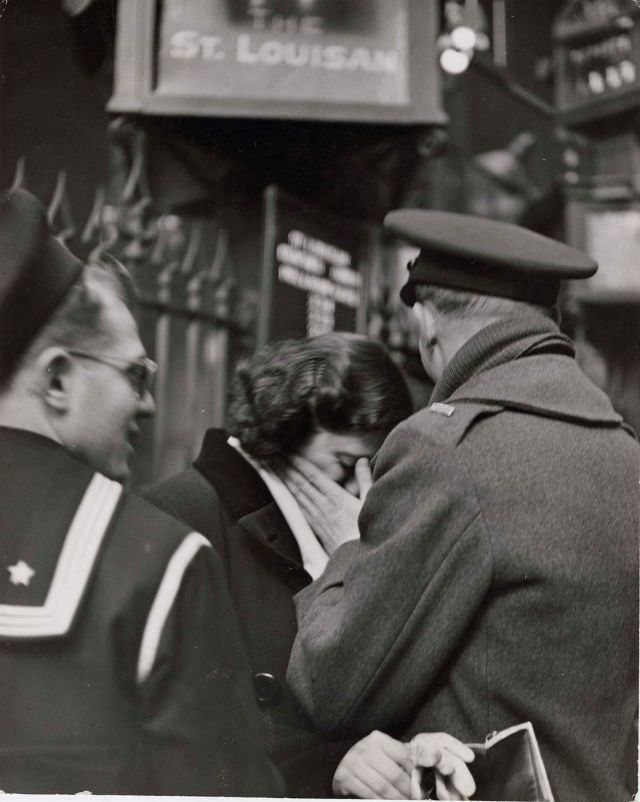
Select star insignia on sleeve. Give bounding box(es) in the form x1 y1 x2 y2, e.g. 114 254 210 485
8 561 36 587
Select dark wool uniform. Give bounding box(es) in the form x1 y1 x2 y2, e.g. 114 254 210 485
288 315 639 802
144 429 357 797
0 427 284 795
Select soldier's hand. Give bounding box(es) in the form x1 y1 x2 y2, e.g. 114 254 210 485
279 454 370 553
410 732 476 800
333 730 413 799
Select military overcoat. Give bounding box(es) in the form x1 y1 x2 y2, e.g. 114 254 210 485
288 316 639 802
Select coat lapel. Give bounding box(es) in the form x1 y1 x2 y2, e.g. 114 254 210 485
238 504 305 569
194 429 305 571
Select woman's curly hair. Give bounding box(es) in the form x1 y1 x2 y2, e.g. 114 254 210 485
227 332 413 460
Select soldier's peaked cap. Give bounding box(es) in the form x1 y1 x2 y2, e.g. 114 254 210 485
385 210 597 307
0 189 84 383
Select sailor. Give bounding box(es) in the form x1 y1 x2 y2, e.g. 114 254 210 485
285 210 639 802
0 189 283 795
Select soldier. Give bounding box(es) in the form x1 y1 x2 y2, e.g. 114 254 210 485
285 211 639 802
0 189 283 795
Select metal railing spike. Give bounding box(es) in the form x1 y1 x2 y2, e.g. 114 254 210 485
181 221 204 274
82 185 106 246
10 157 27 192
47 171 76 245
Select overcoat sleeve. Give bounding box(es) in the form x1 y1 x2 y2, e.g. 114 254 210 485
134 543 285 796
287 422 494 736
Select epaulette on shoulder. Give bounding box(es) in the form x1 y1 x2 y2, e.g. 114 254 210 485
417 399 503 447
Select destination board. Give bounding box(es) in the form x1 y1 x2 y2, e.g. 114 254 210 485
258 186 370 345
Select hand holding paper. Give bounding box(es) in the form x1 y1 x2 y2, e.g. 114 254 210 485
410 732 476 800
332 730 413 799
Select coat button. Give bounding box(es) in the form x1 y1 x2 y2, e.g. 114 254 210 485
253 672 283 708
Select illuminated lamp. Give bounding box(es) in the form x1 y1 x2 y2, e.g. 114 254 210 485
440 47 472 74
438 0 489 76
450 25 477 52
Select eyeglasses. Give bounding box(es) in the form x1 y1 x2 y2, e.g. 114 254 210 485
68 350 158 399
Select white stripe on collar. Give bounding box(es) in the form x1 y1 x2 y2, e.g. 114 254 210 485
0 473 122 639
136 531 210 684
227 437 329 580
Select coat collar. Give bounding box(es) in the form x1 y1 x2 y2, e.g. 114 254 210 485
0 427 123 639
193 429 305 569
450 355 625 427
237 505 305 568
194 428 273 520
432 314 573 403
431 315 627 429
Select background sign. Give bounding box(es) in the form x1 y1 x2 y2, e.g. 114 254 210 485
158 0 410 107
584 207 640 295
109 0 444 123
258 186 370 345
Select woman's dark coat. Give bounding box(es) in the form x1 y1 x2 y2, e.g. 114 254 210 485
144 429 355 797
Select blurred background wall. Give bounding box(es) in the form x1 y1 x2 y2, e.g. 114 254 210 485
2 0 638 483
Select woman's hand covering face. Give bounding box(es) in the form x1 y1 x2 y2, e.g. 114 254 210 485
278 454 372 554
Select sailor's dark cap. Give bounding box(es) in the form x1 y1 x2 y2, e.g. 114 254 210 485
384 210 598 307
0 189 84 384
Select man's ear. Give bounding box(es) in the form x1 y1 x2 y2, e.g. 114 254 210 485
412 301 437 344
34 347 75 412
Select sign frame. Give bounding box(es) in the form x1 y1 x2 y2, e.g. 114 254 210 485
109 0 446 125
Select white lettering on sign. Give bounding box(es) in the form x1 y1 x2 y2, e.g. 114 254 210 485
277 228 361 314
305 237 351 267
170 30 225 61
247 10 324 36
276 243 324 275
279 264 335 296
236 34 399 73
168 30 399 75
289 230 307 249
334 284 360 307
307 293 335 337
330 263 361 289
